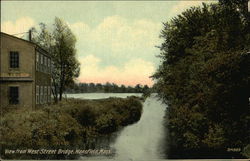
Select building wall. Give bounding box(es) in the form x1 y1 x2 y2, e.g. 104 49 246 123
35 50 52 105
0 82 33 109
0 33 36 108
0 33 35 78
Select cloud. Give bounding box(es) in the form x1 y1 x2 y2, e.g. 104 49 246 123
95 16 162 54
168 1 216 18
78 55 155 86
1 17 36 37
69 16 161 86
70 15 162 58
70 22 91 37
1 16 159 86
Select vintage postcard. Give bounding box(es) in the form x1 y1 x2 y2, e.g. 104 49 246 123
0 0 250 160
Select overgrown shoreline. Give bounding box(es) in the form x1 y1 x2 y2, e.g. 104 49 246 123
0 96 143 159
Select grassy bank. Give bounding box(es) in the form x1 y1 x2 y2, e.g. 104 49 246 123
0 96 143 159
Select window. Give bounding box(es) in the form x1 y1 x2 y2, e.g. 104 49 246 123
39 54 42 72
44 86 47 103
36 53 39 71
44 56 46 67
41 54 44 72
51 61 54 74
10 51 19 68
43 56 46 73
36 52 39 62
45 57 47 73
48 86 51 102
42 86 44 104
48 58 50 73
9 87 19 104
36 85 39 104
51 86 54 102
40 86 43 104
41 54 43 64
48 59 51 73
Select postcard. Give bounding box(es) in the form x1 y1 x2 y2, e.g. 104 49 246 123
0 0 250 161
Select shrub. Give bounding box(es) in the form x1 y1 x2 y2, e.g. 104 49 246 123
0 97 143 159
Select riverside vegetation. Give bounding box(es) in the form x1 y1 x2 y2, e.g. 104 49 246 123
0 96 143 159
153 0 250 159
66 82 150 94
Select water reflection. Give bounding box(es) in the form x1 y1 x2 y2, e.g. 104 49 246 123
112 94 166 160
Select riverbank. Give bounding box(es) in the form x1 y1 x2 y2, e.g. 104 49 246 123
0 96 143 159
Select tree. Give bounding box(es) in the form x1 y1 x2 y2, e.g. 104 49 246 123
104 82 112 93
120 85 127 93
32 17 80 102
153 2 250 158
96 83 103 92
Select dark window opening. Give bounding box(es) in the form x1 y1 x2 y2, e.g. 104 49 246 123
10 51 19 68
9 87 19 104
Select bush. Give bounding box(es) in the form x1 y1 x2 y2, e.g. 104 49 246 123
0 97 143 159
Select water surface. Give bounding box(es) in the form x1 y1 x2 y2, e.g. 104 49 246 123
112 94 166 160
66 93 142 99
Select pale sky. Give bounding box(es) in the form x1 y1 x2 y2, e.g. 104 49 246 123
1 1 216 86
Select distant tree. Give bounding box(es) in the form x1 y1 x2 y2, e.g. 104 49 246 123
96 83 103 92
120 85 127 93
142 85 149 93
89 83 96 92
83 83 89 92
104 82 112 93
127 86 134 93
112 83 119 93
135 84 142 93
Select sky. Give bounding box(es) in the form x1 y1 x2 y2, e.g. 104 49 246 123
1 1 216 86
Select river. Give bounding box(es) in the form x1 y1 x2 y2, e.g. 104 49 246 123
67 93 167 161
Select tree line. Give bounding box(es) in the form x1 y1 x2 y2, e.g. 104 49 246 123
153 0 250 158
65 82 150 93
